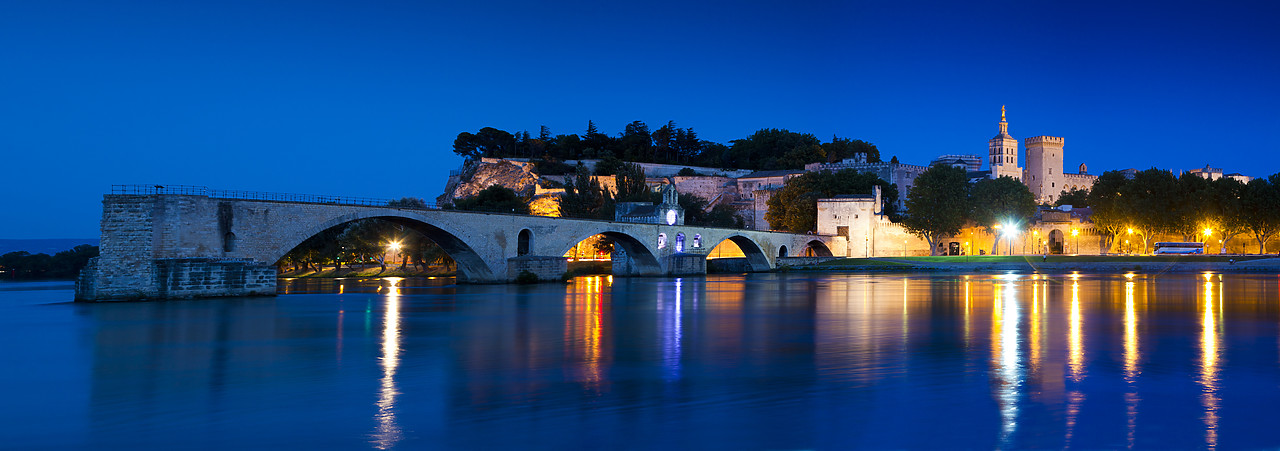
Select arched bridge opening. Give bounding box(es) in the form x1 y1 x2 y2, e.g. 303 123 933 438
270 215 493 283
705 235 771 273
561 230 662 276
804 240 834 257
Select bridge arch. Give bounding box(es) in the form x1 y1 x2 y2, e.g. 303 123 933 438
266 210 496 283
805 240 833 257
706 234 772 272
559 229 662 275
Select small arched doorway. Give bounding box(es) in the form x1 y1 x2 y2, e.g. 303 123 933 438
1048 229 1065 254
778 245 788 258
675 232 686 252
517 229 532 256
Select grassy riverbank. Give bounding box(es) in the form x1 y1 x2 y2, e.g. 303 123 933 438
804 255 1280 273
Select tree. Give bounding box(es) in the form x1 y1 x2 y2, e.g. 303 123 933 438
593 150 625 176
969 176 1037 255
726 129 823 170
1087 170 1130 252
822 137 881 163
1164 173 1214 241
1121 169 1179 253
620 120 652 161
613 163 651 203
765 169 897 233
1209 177 1248 253
452 127 516 159
901 165 969 255
1240 177 1280 253
560 163 614 220
452 185 531 214
1054 187 1090 207
337 220 399 271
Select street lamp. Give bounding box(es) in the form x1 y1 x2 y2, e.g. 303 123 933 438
1033 229 1040 254
1071 229 1079 255
1203 227 1214 254
1003 222 1018 256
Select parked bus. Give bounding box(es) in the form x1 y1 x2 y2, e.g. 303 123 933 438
1153 242 1205 254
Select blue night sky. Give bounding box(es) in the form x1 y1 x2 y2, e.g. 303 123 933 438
1 0 1276 238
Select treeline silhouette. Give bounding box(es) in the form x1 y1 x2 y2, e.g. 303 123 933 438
0 244 99 280
453 121 883 172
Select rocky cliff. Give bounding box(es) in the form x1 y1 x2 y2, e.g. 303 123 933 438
437 159 543 205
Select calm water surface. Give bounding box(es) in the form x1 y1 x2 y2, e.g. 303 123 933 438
3 272 1280 449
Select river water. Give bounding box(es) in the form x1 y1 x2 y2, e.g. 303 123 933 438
3 272 1280 449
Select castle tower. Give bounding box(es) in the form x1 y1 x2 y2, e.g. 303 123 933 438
1024 135 1065 203
988 106 1021 180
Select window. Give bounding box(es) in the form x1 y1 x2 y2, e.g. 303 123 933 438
657 233 667 249
836 226 849 237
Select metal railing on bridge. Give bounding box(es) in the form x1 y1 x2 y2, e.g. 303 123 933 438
110 185 441 209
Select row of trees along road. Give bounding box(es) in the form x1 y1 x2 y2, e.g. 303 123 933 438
1087 169 1280 253
900 165 1038 255
453 121 884 172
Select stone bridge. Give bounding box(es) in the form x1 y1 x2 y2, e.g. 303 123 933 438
76 186 838 301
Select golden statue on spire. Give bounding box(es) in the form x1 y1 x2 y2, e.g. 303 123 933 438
1001 105 1006 121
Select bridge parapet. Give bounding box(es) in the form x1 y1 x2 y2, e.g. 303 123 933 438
112 185 441 209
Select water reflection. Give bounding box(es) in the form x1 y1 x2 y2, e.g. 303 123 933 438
1064 280 1084 446
1200 275 1222 450
44 273 1280 449
659 278 683 381
372 278 402 449
566 276 609 390
990 279 1021 445
1124 278 1140 448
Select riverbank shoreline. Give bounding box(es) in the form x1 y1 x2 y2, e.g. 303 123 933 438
786 256 1280 274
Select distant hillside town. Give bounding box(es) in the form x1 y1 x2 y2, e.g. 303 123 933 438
439 110 1271 257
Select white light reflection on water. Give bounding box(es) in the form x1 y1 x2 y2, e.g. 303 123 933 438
661 278 683 381
371 277 403 449
990 279 1022 445
1200 275 1222 450
1124 278 1140 448
1064 280 1085 446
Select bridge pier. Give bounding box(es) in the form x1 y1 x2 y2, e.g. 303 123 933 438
76 257 276 301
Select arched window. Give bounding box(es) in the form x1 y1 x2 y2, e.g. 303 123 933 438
223 232 237 253
778 245 788 258
517 229 532 256
675 233 686 252
657 233 667 249
693 234 702 248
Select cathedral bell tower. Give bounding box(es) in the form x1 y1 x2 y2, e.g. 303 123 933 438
988 105 1022 180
